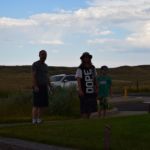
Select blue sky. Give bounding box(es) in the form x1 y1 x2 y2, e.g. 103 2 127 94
0 0 150 67
0 0 88 18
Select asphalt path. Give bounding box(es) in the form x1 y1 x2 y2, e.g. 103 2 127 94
0 137 76 150
110 96 150 112
113 101 148 111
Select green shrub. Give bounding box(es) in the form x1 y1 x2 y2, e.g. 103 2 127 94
0 87 80 121
0 90 14 98
0 90 32 117
48 87 80 117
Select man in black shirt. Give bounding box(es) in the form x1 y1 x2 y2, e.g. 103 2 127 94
32 50 51 124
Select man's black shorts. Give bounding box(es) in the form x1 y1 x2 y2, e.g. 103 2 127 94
79 94 97 114
33 85 49 107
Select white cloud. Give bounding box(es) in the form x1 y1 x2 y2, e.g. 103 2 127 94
87 0 150 6
86 0 150 24
98 30 112 36
30 40 64 45
88 38 116 44
127 22 150 48
86 29 113 36
0 17 37 27
0 0 150 54
51 49 60 53
87 38 130 52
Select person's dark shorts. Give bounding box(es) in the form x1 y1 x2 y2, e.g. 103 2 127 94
33 85 49 107
79 94 97 114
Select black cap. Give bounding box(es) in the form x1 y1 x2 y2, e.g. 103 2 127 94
100 65 108 70
80 52 92 59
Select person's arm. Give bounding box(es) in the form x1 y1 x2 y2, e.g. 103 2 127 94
76 77 84 96
48 78 52 88
32 71 39 92
109 78 113 97
109 85 112 97
46 72 52 88
46 66 54 95
75 68 84 96
32 63 39 92
95 78 98 95
94 68 98 94
47 76 54 95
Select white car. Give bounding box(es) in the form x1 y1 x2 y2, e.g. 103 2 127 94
50 74 77 88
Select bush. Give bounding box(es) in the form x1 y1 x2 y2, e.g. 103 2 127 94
48 87 80 117
0 90 32 117
0 87 80 121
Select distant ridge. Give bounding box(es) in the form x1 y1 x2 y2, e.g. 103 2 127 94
0 64 150 92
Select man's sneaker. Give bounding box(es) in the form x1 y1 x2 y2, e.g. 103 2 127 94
32 118 37 124
37 118 42 124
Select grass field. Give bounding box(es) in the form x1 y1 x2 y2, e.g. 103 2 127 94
0 114 150 150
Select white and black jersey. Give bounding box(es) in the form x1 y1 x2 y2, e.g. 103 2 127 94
76 65 97 97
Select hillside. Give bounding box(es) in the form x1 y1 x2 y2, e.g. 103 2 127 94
110 65 150 80
0 65 150 92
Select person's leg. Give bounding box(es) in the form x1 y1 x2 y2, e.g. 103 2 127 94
98 97 104 118
37 107 42 123
37 107 42 118
37 107 46 123
97 99 101 117
80 96 85 118
86 113 91 119
32 107 38 124
81 113 90 119
36 85 49 123
103 109 106 117
103 98 108 117
98 109 102 117
32 88 40 124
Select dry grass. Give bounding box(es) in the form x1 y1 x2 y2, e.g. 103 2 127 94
0 65 150 93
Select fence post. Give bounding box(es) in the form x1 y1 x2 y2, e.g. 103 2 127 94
104 124 111 150
124 86 128 98
136 80 139 92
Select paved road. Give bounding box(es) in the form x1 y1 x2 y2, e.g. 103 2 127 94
110 96 150 112
113 101 148 111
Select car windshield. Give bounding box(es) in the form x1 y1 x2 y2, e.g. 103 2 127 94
50 76 64 82
63 75 76 81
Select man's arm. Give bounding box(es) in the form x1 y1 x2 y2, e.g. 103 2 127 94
32 63 39 92
46 68 53 94
32 71 39 92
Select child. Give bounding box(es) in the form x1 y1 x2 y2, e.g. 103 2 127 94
96 66 112 117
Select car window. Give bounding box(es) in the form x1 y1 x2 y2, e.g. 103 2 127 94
50 76 64 82
63 75 76 81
